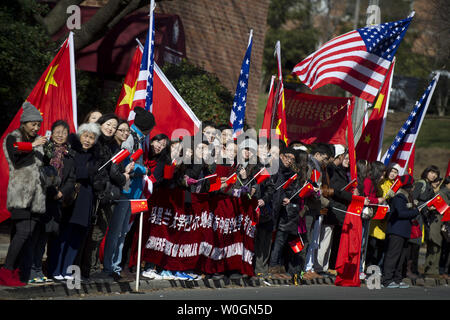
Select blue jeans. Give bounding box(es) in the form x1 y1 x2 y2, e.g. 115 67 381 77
102 195 132 274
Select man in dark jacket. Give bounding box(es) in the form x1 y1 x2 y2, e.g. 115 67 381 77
268 146 305 279
382 175 420 288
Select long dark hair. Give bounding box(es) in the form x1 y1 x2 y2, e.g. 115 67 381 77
369 161 385 196
421 165 440 182
148 133 170 163
357 159 369 195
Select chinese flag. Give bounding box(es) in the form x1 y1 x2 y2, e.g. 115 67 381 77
335 194 364 287
255 167 270 184
347 98 357 180
130 199 149 214
225 172 238 186
115 46 142 120
208 176 222 192
259 42 289 145
372 205 389 220
341 178 358 192
356 60 395 162
282 173 298 190
310 169 321 184
164 162 176 180
298 182 314 198
348 195 366 216
289 237 304 253
390 178 403 193
442 208 450 222
427 194 450 215
260 75 276 140
0 33 77 224
111 149 130 164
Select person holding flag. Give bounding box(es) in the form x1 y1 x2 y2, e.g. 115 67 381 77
268 146 306 280
382 175 421 289
0 102 47 286
115 106 156 278
438 176 450 279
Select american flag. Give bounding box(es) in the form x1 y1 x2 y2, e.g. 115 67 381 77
230 30 253 137
129 0 156 121
381 73 440 175
292 13 414 103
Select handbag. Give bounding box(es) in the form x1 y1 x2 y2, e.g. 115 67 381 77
410 219 422 239
62 182 81 208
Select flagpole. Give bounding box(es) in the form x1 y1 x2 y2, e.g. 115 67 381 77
288 181 308 201
376 59 395 161
402 73 440 174
135 211 144 292
244 167 265 187
68 32 78 131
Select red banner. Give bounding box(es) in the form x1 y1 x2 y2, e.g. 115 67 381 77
130 188 258 276
284 89 350 145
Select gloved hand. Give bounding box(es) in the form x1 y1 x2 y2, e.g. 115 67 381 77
240 186 250 194
386 189 396 199
184 175 198 186
232 188 242 198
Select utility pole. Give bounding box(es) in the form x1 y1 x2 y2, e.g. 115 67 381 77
352 0 381 144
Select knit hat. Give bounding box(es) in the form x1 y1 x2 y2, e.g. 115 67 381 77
239 138 257 152
399 174 414 188
134 107 156 132
20 101 43 123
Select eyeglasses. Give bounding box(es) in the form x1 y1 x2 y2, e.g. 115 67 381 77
117 129 130 134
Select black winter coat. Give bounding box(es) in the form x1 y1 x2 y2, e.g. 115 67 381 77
326 164 353 226
273 161 304 234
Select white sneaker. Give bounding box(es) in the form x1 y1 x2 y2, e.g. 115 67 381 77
142 269 156 279
64 275 74 281
359 272 366 280
53 275 64 281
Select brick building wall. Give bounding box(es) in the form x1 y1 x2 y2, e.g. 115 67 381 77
81 0 270 127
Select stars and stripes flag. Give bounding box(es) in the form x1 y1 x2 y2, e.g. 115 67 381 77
129 0 156 121
292 12 414 103
230 30 253 137
381 73 440 175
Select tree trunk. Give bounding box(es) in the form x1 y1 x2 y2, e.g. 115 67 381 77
72 0 147 51
41 0 85 36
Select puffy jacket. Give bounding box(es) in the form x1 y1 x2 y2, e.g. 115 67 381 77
386 190 419 239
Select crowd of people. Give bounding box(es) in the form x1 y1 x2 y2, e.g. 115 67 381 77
0 101 449 289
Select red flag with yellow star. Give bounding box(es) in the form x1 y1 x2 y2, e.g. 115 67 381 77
356 60 395 162
115 45 142 120
0 33 77 223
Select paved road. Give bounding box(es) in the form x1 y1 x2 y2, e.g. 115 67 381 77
65 283 450 300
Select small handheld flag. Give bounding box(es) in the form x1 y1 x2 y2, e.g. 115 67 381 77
98 149 130 171
255 167 271 185
208 176 223 192
130 149 143 162
389 178 403 194
427 194 450 215
289 237 304 253
310 169 321 184
341 178 358 192
276 173 298 190
130 199 149 214
13 142 33 152
369 204 389 220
